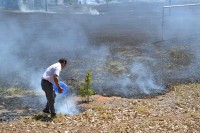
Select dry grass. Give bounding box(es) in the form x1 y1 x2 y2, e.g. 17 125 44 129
0 83 199 133
0 87 28 96
135 105 150 115
168 48 193 69
104 60 126 75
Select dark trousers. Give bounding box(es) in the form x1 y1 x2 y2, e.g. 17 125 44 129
41 79 56 114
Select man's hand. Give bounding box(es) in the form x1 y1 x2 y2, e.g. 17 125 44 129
53 75 63 93
58 87 63 93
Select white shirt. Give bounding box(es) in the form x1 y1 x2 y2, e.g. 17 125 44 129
42 62 61 84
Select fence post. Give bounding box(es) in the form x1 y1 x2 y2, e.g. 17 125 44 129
45 0 48 12
162 7 164 41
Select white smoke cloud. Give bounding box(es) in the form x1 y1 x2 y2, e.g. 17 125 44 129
163 2 200 40
0 9 109 114
130 62 164 94
1 0 200 101
55 95 81 114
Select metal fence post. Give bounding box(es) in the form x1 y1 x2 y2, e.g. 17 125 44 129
45 0 48 12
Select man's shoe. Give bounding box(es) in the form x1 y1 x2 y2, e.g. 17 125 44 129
43 109 50 114
51 113 56 118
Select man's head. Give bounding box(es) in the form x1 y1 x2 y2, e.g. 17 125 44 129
59 58 67 69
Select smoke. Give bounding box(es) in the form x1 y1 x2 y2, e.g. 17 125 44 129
0 8 108 114
18 1 30 12
98 59 165 98
1 0 200 103
158 1 200 83
163 3 200 40
130 62 164 94
0 15 28 86
55 95 81 114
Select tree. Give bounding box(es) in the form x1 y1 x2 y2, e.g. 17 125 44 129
78 70 94 103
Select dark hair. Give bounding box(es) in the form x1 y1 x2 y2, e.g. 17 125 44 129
59 58 67 65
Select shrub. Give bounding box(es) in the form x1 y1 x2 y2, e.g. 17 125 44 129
78 70 94 103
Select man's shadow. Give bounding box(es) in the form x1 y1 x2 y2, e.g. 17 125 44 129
32 113 53 122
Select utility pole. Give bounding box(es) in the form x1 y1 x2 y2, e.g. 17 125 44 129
169 0 171 15
162 7 164 41
45 0 48 12
169 0 171 5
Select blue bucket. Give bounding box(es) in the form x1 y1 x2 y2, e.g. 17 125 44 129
53 81 69 95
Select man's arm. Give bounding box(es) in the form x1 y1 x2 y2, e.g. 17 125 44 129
53 75 63 93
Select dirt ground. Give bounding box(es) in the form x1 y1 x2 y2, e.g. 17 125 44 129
0 83 200 133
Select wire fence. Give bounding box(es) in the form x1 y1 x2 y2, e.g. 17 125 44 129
162 2 200 40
